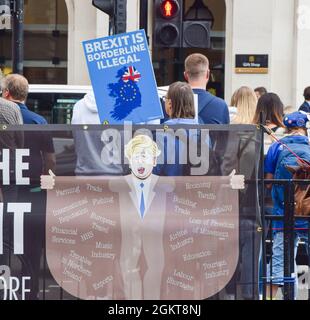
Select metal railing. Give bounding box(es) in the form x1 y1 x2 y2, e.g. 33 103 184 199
0 124 308 300
260 179 310 300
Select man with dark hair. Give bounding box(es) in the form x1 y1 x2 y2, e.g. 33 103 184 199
299 86 310 113
254 86 267 99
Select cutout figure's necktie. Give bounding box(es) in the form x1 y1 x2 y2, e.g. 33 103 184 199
140 182 145 218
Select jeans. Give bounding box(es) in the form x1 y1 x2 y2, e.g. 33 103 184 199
266 231 309 298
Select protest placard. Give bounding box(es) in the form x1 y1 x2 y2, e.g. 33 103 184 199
83 30 163 124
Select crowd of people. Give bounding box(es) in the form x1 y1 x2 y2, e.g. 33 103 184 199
0 52 309 300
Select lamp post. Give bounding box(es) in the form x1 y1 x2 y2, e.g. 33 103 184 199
12 0 24 74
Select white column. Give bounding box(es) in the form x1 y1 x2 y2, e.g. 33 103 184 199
65 0 109 85
96 10 110 38
224 0 233 102
229 0 273 101
226 0 307 108
127 0 140 32
294 0 310 108
270 0 295 108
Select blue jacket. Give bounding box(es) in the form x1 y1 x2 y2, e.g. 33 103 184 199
17 103 47 124
299 101 310 113
192 89 230 124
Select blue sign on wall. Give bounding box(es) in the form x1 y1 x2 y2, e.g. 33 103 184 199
83 30 163 124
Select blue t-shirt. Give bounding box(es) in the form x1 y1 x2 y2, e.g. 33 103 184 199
18 103 47 124
192 89 230 124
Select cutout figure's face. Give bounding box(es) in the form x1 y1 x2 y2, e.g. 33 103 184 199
130 147 156 180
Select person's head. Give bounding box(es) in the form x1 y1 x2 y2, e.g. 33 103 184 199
254 87 267 99
303 86 310 101
230 86 257 124
184 53 209 87
164 81 195 119
1 74 29 103
283 111 310 136
253 92 284 127
125 135 161 180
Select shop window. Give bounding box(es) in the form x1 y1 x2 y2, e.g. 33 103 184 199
0 0 68 84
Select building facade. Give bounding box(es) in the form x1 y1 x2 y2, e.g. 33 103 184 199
0 0 309 108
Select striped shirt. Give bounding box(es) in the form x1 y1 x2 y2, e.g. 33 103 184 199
0 97 23 125
0 97 24 150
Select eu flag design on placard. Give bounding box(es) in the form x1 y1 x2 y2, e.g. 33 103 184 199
109 66 142 121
